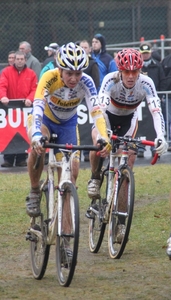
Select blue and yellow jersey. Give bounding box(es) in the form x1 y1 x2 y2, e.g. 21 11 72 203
32 68 109 140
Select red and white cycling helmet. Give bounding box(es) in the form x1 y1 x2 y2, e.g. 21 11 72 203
115 48 143 71
56 42 89 71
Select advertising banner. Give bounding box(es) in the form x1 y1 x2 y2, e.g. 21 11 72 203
0 100 156 154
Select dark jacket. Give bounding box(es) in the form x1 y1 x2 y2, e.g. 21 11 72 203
162 54 171 77
161 54 171 90
142 58 167 91
83 56 100 89
91 34 117 90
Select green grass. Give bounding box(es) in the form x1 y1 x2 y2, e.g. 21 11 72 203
0 164 171 299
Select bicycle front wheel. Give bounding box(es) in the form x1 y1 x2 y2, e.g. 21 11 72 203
56 182 79 287
108 166 135 259
30 184 50 279
88 169 108 253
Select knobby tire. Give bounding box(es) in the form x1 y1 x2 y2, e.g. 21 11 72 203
30 185 50 279
108 166 135 259
56 182 79 287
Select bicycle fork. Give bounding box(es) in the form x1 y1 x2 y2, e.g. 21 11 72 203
103 154 116 223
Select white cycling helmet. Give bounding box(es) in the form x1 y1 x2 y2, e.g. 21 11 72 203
56 42 89 71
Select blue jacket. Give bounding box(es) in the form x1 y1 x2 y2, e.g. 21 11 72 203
39 60 56 80
92 33 117 91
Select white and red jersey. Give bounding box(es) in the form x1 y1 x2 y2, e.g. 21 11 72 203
99 71 165 138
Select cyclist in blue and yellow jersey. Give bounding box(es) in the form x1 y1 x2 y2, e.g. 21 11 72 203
26 42 111 218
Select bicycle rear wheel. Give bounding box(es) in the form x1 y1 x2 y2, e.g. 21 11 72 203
88 168 108 253
30 184 50 279
56 182 79 287
108 166 135 259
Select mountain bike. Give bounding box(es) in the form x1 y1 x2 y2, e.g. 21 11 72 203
26 135 99 287
86 130 159 259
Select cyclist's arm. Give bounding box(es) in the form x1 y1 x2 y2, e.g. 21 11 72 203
83 77 109 142
98 72 118 110
31 70 58 137
146 91 165 138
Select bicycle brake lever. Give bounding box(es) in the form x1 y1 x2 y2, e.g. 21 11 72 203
151 139 162 165
96 139 106 156
151 152 159 165
40 136 48 147
33 136 48 170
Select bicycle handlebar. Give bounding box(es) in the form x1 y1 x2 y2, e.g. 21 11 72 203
43 143 100 151
111 135 155 146
33 141 100 170
33 135 159 170
111 135 159 165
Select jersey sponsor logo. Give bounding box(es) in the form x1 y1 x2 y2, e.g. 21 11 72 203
35 115 42 130
49 96 80 108
81 75 96 95
44 75 57 89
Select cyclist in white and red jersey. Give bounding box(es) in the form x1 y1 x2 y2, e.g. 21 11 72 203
88 48 168 199
26 42 111 218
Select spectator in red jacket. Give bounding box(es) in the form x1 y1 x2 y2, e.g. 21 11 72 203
0 51 37 167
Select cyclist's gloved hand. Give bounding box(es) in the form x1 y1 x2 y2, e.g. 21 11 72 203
31 132 43 149
97 136 111 156
154 136 168 155
105 141 112 153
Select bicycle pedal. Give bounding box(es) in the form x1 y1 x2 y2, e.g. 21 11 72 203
103 212 109 223
85 209 94 219
25 231 37 242
102 198 108 206
44 218 51 225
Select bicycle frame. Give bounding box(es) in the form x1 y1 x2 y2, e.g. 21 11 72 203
27 136 100 285
104 131 159 222
43 147 74 245
88 131 159 258
29 146 75 246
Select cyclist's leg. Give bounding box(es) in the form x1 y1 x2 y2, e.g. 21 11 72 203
26 115 50 217
53 120 80 243
88 127 101 198
89 127 101 175
109 113 137 236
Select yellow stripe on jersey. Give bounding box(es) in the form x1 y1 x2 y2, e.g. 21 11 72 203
44 104 61 124
35 69 65 99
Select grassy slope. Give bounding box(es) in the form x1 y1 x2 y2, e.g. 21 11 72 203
0 164 171 299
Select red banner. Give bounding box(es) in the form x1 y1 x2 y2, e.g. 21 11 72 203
0 101 32 154
0 99 155 155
